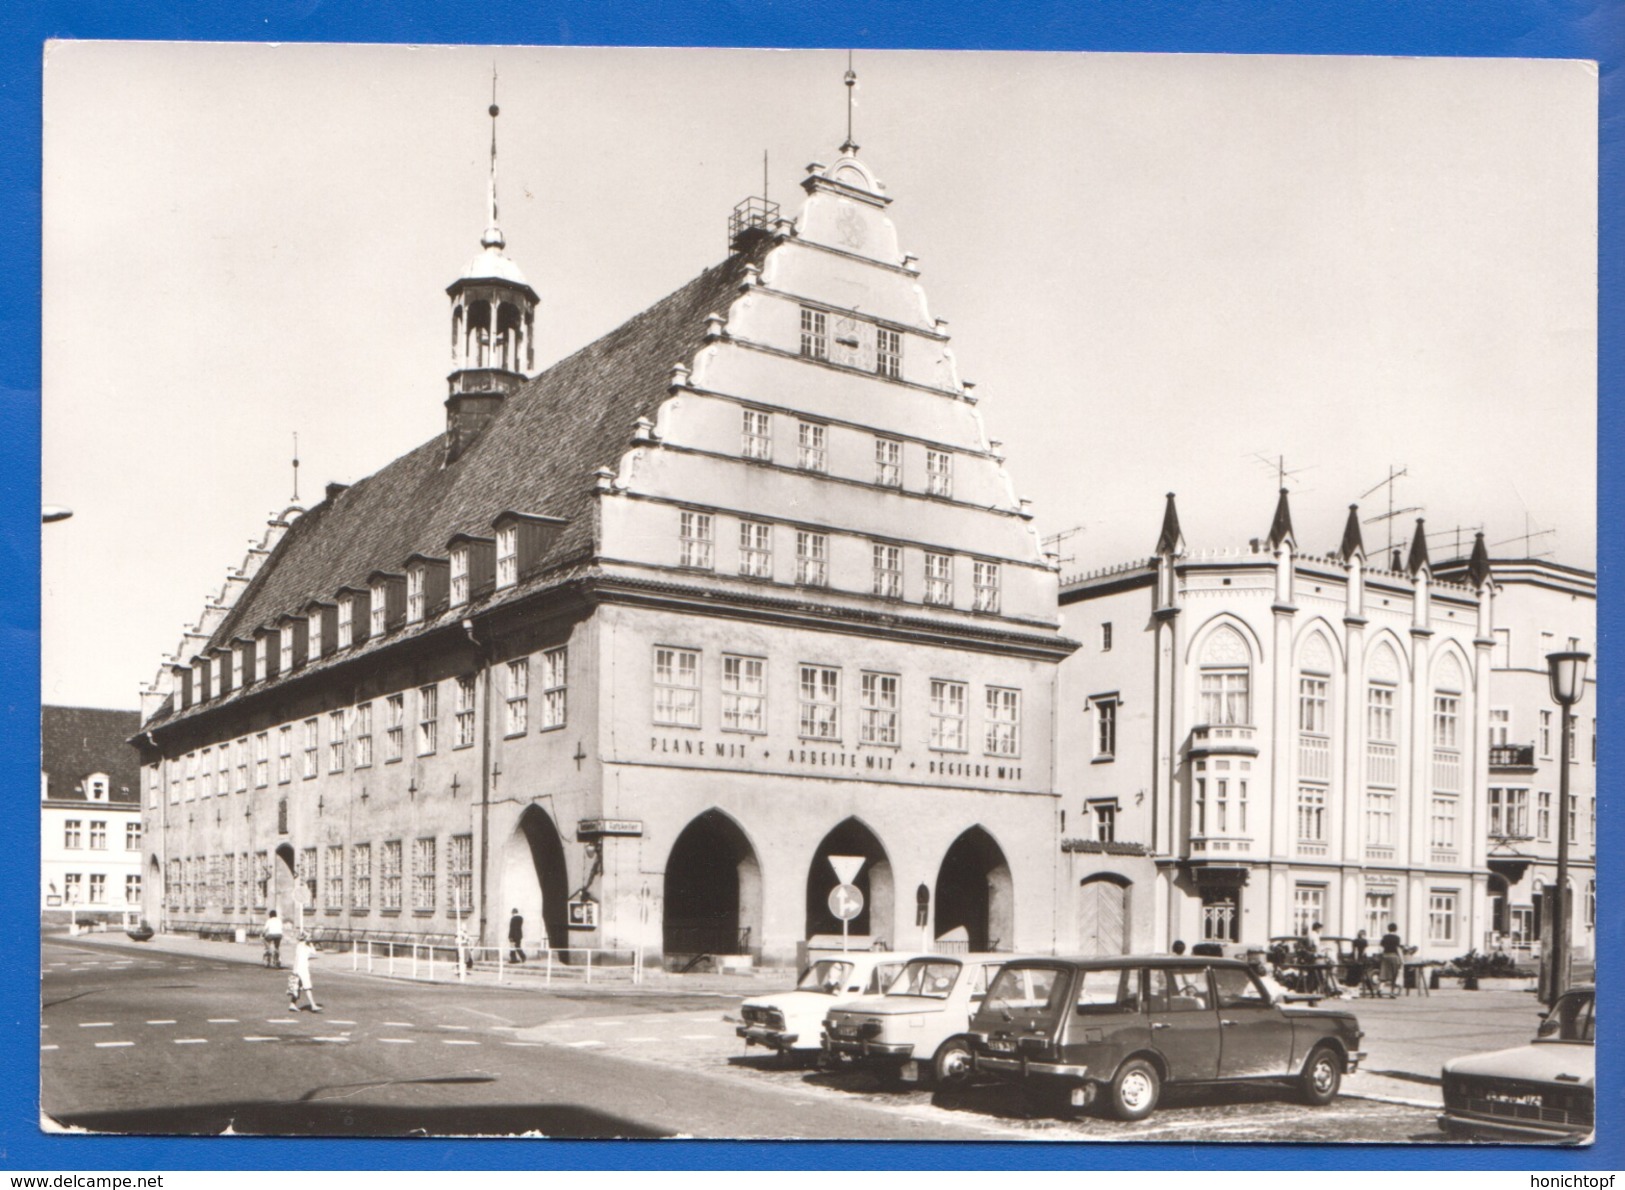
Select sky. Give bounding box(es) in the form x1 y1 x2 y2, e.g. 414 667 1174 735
41 44 1597 710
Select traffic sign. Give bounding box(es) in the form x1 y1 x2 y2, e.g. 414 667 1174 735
828 854 866 885
828 882 864 922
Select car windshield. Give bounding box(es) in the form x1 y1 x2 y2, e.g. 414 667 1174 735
887 959 961 999
1537 990 1595 1043
796 959 855 993
983 965 1064 1019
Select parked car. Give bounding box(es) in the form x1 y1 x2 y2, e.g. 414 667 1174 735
966 955 1365 1121
822 953 1013 1086
737 951 915 1056
1438 984 1594 1143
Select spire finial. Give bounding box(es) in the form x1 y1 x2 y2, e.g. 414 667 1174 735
841 50 859 155
482 65 505 250
291 432 300 502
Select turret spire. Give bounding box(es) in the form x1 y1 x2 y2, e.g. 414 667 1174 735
841 51 859 155
1339 504 1365 561
1467 530 1492 588
1407 517 1431 576
1155 492 1185 556
1268 487 1296 550
482 66 504 250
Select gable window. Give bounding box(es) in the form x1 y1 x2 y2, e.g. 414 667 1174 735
739 521 773 578
742 409 772 461
385 694 405 762
254 732 269 788
355 702 373 768
496 525 519 590
541 647 568 729
973 560 1001 613
876 326 902 379
799 306 828 359
654 647 701 727
985 687 1021 756
860 671 899 746
929 679 968 752
277 726 293 784
302 718 319 779
924 553 953 606
329 710 347 772
872 542 902 598
1095 697 1118 760
679 510 714 569
505 660 529 735
417 684 438 756
455 675 477 747
722 654 766 734
407 568 426 623
795 531 829 586
874 438 902 487
337 597 353 648
798 664 841 741
450 548 470 606
797 422 827 473
925 450 953 497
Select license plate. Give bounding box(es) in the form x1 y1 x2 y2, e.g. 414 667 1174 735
900 1060 919 1083
837 1026 858 1038
987 1038 1015 1053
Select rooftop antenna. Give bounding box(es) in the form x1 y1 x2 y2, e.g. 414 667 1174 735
1250 452 1314 491
291 432 300 503
1360 465 1419 559
841 50 859 155
1489 512 1556 557
1042 525 1084 567
763 149 769 204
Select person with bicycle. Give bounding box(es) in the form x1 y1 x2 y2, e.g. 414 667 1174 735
263 908 284 968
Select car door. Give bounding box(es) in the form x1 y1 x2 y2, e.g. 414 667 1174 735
1061 965 1149 1075
1210 964 1295 1078
1146 965 1221 1082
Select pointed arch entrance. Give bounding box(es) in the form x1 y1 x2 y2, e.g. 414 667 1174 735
272 842 297 925
933 826 1014 952
804 817 894 945
663 809 762 959
501 804 570 953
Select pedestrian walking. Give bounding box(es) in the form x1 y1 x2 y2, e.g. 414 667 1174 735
287 930 322 1012
1379 922 1404 996
507 908 525 963
263 908 284 968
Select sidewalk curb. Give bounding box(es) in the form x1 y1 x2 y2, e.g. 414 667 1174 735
1342 1091 1441 1110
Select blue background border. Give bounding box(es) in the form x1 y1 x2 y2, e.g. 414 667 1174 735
3 0 1618 1171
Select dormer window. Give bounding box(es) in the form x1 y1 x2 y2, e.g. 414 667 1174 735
451 548 470 606
489 513 566 593
305 603 337 659
337 596 354 648
257 631 277 681
496 526 518 589
214 651 231 696
87 773 109 802
233 644 246 688
280 627 294 674
407 568 426 623
193 659 209 704
371 583 389 637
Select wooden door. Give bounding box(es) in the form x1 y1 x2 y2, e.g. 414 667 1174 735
1080 879 1128 956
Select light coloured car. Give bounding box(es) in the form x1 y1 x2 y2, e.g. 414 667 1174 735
1438 984 1594 1143
737 951 915 1056
822 953 1013 1087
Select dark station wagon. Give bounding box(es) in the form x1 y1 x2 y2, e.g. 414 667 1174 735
967 955 1365 1120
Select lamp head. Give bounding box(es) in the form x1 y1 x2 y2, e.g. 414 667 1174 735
1546 651 1591 708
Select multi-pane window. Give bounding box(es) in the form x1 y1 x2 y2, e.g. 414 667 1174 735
450 547 469 606
324 844 343 910
355 701 373 767
1299 677 1328 734
742 409 772 461
496 525 518 589
860 672 899 745
126 874 142 905
1095 698 1117 759
337 597 353 648
417 685 438 755
449 834 473 917
351 843 371 911
299 847 318 908
1102 622 1113 652
739 521 773 578
328 710 347 772
924 553 953 606
654 647 701 727
185 751 197 799
1430 794 1459 850
1566 792 1578 842
1489 787 1530 838
985 687 1020 756
541 647 567 729
126 821 142 850
972 560 1001 613
255 732 270 788
217 746 230 794
874 438 902 487
200 749 214 798
799 665 842 741
277 726 293 784
679 510 714 569
1093 802 1117 843
412 837 436 912
1537 790 1553 841
64 872 83 906
722 655 766 734
1488 707 1511 748
281 629 294 674
797 422 828 473
455 675 477 747
89 873 105 904
407 568 426 623
63 819 81 849
1365 790 1395 846
795 531 828 586
925 449 953 497
380 840 403 911
1428 891 1458 943
1363 890 1394 941
302 718 319 779
1194 775 1248 835
89 820 106 850
370 585 389 637
505 660 529 735
1292 885 1325 935
799 306 828 359
929 679 968 752
872 542 902 598
1201 670 1251 726
234 739 248 791
1540 710 1552 757
254 851 270 909
876 326 902 378
1432 695 1459 749
233 645 246 687
385 694 405 762
1367 684 1395 742
1296 786 1326 841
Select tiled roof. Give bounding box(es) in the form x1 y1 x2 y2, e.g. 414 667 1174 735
207 240 770 653
41 706 142 802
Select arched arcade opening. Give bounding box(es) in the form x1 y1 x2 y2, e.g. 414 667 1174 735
804 817 894 945
663 809 762 960
933 826 1014 952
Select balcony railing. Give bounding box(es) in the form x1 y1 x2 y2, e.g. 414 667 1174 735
1189 835 1255 855
729 196 781 249
1365 844 1396 862
1433 749 1462 794
1189 724 1257 754
1367 742 1399 786
1489 743 1537 768
1298 735 1331 782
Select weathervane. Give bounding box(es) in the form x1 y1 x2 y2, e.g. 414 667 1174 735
291 432 300 502
483 64 504 248
841 51 859 155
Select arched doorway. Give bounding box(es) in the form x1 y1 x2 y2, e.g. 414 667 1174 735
663 809 762 959
1078 874 1132 956
503 804 570 953
273 843 297 925
804 817 894 946
933 827 1014 952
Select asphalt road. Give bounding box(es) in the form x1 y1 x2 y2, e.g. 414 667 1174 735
41 937 1445 1143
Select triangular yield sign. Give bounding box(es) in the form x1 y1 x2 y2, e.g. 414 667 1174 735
828 854 865 885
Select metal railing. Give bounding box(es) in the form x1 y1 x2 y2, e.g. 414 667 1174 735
349 939 643 986
1489 743 1537 768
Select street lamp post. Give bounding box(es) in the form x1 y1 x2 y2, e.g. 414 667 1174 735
1544 650 1589 1007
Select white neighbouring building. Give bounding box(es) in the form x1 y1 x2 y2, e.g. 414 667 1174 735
42 706 144 927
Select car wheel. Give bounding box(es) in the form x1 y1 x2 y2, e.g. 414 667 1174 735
933 1036 975 1088
1300 1045 1342 1106
1109 1057 1161 1121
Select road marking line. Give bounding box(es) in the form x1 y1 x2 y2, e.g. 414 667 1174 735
313 1037 349 1043
328 1019 357 1025
378 1038 414 1045
79 1022 114 1028
382 1021 414 1028
207 1018 239 1024
681 1034 716 1040
266 1018 298 1025
147 1020 177 1025
503 1041 545 1048
243 1037 278 1042
438 1024 472 1030
94 1041 134 1048
41 1045 59 1052
591 1020 622 1027
174 1039 208 1045
442 1039 479 1046
565 1040 605 1048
